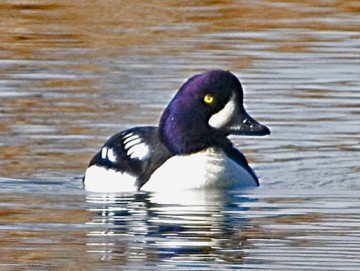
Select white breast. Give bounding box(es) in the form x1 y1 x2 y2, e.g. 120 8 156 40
142 147 257 192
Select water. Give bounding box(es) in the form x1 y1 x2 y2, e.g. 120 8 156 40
0 0 359 270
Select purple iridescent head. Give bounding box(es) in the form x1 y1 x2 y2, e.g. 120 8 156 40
159 70 270 154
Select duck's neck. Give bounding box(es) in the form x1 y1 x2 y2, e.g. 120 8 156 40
159 103 221 155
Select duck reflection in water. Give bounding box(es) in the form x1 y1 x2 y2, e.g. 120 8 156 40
85 189 257 264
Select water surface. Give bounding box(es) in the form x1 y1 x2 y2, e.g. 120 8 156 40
0 0 359 270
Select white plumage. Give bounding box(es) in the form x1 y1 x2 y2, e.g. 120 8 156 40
142 147 256 191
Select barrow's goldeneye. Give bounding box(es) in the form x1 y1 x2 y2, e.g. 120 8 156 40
84 70 270 192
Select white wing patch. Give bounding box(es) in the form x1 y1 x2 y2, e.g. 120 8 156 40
101 147 107 159
107 148 117 163
123 133 150 160
101 147 117 163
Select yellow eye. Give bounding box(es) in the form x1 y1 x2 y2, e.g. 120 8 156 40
204 94 215 104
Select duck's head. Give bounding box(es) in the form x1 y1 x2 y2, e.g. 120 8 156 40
159 70 270 154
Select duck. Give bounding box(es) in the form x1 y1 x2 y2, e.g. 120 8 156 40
83 70 270 192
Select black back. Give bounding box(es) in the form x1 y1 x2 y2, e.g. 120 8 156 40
88 126 172 189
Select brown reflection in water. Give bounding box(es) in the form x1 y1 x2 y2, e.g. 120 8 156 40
0 0 358 58
0 194 90 224
0 194 94 269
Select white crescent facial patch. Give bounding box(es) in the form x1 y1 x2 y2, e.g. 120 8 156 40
208 94 236 129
